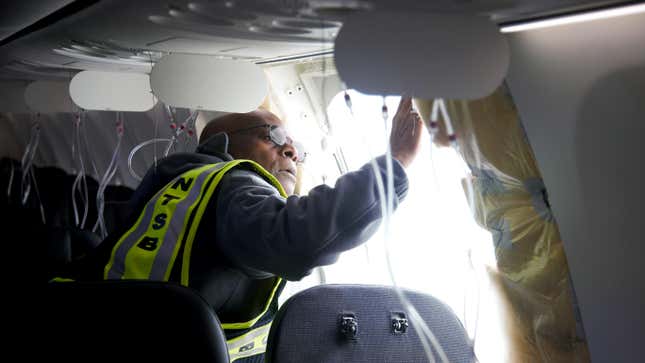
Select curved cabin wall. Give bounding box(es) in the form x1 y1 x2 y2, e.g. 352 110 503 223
506 11 645 362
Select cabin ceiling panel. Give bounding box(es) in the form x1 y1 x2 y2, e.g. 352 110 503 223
0 0 627 81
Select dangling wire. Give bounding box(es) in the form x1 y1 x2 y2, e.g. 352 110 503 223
164 104 177 153
381 97 389 121
71 113 83 226
431 98 482 346
150 53 159 172
71 112 91 229
455 99 484 344
318 17 333 137
128 138 172 181
30 166 46 224
93 112 124 238
19 113 46 224
169 109 198 154
127 108 199 182
344 90 386 241
80 110 99 179
7 162 14 199
385 101 448 363
177 109 198 151
344 90 353 113
430 99 458 149
20 114 41 206
67 70 88 228
344 92 449 363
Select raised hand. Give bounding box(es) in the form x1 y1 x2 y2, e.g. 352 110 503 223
390 97 423 168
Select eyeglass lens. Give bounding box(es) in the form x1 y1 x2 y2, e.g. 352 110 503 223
269 126 306 162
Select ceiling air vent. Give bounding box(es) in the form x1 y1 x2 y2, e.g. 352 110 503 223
248 24 310 35
272 18 339 29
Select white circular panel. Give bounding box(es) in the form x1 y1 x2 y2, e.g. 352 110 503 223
150 54 268 112
70 71 157 111
25 81 75 113
334 12 510 99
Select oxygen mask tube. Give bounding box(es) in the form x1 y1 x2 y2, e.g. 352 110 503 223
428 98 478 222
71 112 90 229
343 92 448 363
177 109 198 151
20 114 46 224
93 112 124 239
80 110 100 180
165 109 198 154
455 100 484 345
164 104 179 155
384 98 450 363
128 107 198 181
6 162 14 199
427 98 482 347
344 91 383 264
20 115 40 205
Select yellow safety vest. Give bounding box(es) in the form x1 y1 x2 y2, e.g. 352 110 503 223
104 160 287 362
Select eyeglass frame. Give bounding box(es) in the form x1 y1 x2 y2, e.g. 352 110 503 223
228 124 307 163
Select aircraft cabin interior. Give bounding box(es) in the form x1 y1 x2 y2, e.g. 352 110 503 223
1 1 643 362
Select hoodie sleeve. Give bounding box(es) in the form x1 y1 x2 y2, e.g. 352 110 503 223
214 155 409 281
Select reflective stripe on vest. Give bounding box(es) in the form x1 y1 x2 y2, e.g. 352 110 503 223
103 159 288 360
227 322 273 362
105 163 223 281
104 159 287 284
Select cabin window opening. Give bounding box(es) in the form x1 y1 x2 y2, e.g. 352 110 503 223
280 90 502 360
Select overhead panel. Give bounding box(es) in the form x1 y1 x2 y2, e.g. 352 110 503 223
150 54 267 112
69 70 157 111
334 11 510 99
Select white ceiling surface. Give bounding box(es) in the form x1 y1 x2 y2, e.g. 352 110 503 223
0 0 628 81
506 11 645 363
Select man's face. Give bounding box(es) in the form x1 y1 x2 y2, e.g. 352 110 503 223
228 110 299 196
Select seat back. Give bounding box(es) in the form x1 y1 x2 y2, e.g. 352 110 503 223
266 284 476 363
36 280 230 362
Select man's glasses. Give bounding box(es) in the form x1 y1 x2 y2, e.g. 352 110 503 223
229 124 307 163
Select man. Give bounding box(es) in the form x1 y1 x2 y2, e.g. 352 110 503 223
66 97 422 362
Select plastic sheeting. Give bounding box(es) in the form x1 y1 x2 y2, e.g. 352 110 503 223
414 85 590 362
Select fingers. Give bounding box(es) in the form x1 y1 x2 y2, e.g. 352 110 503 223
413 113 423 139
394 96 412 119
411 111 418 135
395 109 420 137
